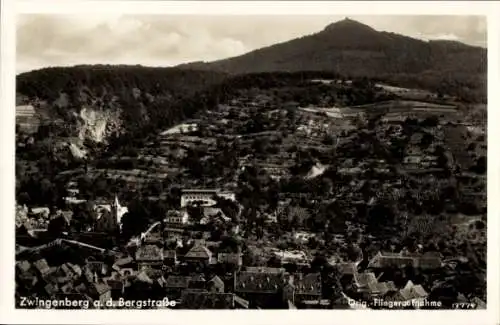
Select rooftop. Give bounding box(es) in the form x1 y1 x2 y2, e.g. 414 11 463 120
165 276 193 289
185 245 212 259
294 273 322 296
235 271 284 294
135 245 163 262
180 291 235 309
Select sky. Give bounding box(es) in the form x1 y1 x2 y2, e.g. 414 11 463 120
16 15 487 74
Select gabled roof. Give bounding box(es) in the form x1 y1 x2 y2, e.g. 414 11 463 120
353 272 377 288
202 207 229 220
398 281 428 301
33 259 50 274
471 297 486 309
17 260 31 273
294 273 322 296
385 281 397 292
185 245 212 259
135 270 154 284
235 271 284 294
208 275 224 288
412 285 428 298
68 263 82 277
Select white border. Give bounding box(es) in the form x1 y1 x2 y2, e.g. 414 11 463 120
1 1 499 325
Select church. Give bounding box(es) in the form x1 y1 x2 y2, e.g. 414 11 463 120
94 196 128 234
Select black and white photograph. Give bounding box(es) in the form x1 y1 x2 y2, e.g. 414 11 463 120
1 1 499 324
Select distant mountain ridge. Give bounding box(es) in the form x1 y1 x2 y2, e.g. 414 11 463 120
178 18 486 101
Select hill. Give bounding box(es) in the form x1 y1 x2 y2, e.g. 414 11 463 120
178 18 486 102
16 65 228 143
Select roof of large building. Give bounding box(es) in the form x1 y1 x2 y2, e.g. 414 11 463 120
235 271 284 294
294 273 322 296
135 245 163 262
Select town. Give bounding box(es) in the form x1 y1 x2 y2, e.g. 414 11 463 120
15 74 487 309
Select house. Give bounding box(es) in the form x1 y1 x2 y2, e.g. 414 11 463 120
94 196 127 234
184 245 213 265
277 206 311 225
245 267 285 274
104 273 125 299
273 250 310 266
44 283 58 297
135 270 154 284
390 281 428 307
58 263 74 281
90 281 111 307
471 297 486 309
165 276 193 298
135 245 164 269
418 251 443 269
86 260 109 276
165 209 190 226
334 262 358 288
293 273 322 303
200 207 231 224
234 270 286 308
33 258 51 277
164 227 185 240
180 189 219 208
188 274 207 289
163 250 178 267
367 251 417 269
16 260 32 274
30 207 50 219
143 230 163 246
67 263 82 279
180 290 247 309
367 281 398 297
217 252 243 268
18 271 38 291
207 275 225 293
118 268 135 278
368 251 442 270
352 272 378 293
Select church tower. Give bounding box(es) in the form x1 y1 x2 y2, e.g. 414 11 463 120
111 195 128 233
